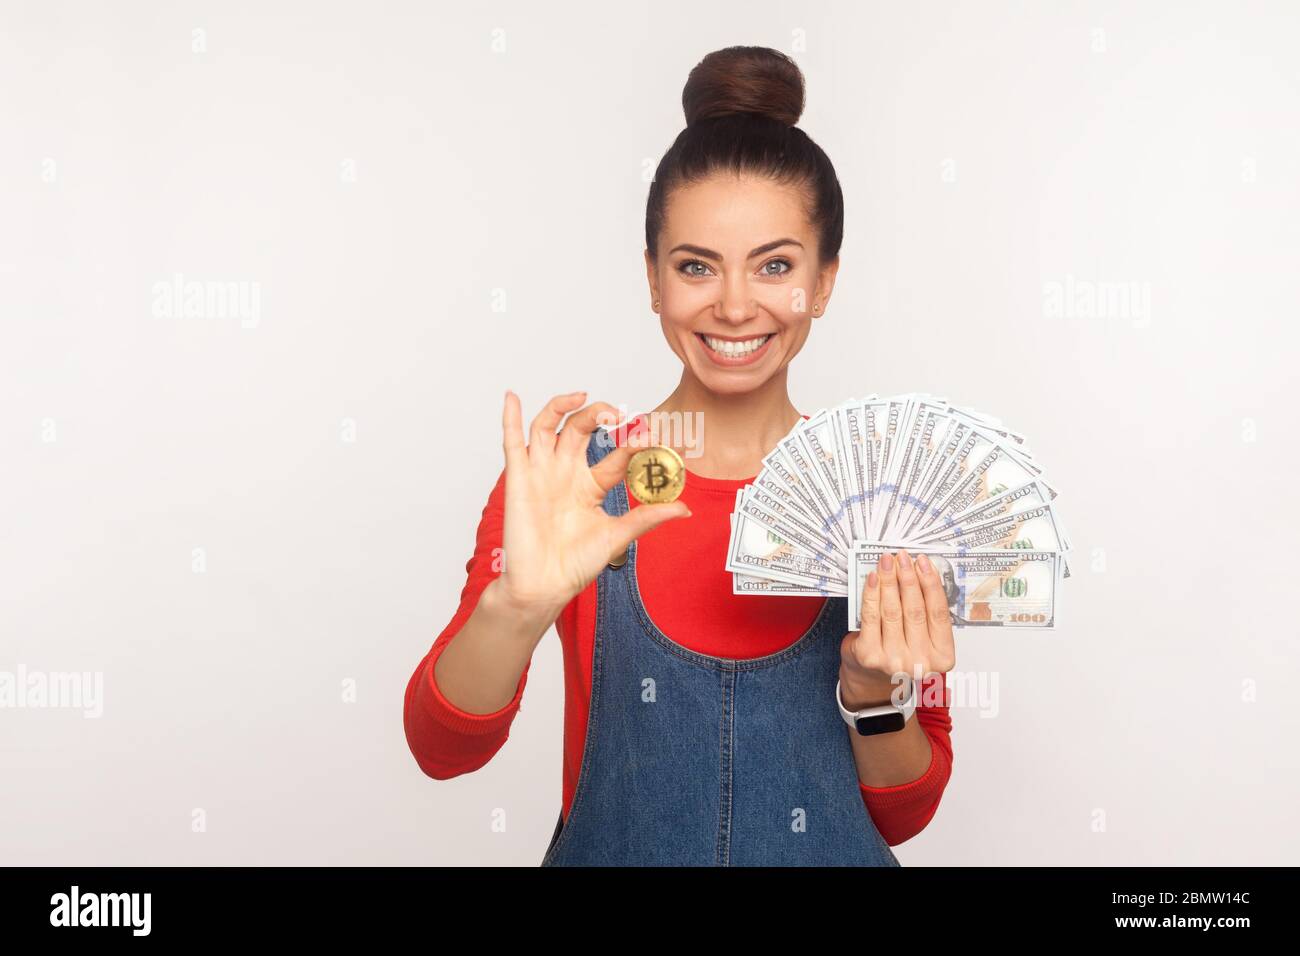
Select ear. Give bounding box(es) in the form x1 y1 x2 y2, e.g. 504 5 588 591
644 249 660 311
814 255 840 315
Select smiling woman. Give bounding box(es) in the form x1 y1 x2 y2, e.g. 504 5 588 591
404 45 954 867
650 172 839 396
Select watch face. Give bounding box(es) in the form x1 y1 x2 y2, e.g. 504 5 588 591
855 712 907 736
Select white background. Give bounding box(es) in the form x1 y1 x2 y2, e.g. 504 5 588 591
2 0 1297 865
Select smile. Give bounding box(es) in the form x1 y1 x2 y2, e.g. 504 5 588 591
695 332 775 366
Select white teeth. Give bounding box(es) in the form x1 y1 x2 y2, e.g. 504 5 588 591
702 334 771 356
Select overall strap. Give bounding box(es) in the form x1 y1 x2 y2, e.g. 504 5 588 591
586 428 628 519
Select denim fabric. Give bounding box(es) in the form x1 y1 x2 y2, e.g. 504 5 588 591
540 431 901 867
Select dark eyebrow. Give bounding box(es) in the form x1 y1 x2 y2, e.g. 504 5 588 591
667 238 803 261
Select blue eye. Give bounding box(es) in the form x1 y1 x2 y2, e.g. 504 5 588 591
676 257 792 277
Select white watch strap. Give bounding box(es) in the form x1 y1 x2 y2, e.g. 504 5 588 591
836 676 917 726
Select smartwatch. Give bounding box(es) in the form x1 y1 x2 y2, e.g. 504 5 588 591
836 676 916 736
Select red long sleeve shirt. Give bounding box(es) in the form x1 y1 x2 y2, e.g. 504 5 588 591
403 418 954 847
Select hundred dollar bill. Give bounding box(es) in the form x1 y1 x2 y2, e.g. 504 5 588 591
911 501 1072 554
865 397 904 532
947 405 1029 448
860 399 887 528
867 396 910 539
798 409 856 545
876 399 950 539
760 442 849 550
736 486 845 570
880 500 1072 579
751 457 824 523
903 434 1044 540
895 416 971 536
912 479 1054 536
887 537 1072 580
831 400 871 543
847 544 1061 630
895 420 1000 539
869 395 931 539
732 572 842 597
784 425 853 549
726 510 844 589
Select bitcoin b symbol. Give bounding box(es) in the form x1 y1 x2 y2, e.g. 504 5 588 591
642 458 670 492
626 446 685 504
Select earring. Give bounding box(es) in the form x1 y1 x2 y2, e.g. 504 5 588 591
813 303 821 314
653 300 660 311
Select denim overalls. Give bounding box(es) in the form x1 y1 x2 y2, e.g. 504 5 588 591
540 431 901 867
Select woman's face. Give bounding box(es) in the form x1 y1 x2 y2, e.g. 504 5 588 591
646 171 838 396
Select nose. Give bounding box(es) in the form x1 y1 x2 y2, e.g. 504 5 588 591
715 271 758 326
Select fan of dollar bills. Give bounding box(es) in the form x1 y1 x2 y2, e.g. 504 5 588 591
726 393 1070 630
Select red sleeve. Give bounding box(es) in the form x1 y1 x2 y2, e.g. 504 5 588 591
858 672 954 846
403 466 529 779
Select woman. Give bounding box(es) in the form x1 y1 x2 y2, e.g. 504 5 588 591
404 46 955 866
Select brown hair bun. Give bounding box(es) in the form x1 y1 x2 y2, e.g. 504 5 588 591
681 46 805 128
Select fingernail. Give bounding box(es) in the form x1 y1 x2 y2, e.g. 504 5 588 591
880 552 893 572
867 570 878 588
917 554 931 573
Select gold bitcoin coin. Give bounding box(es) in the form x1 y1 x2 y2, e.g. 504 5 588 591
626 446 686 504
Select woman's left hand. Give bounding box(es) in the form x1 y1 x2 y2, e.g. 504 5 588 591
838 548 956 708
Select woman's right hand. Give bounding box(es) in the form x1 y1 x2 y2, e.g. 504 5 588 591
493 390 691 624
